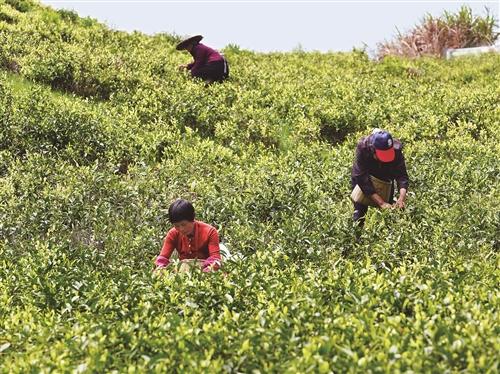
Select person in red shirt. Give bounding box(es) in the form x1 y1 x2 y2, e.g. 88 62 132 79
154 199 222 272
177 35 229 83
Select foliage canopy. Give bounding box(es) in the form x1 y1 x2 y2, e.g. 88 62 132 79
0 1 499 372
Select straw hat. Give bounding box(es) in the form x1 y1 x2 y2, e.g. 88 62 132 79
176 35 203 50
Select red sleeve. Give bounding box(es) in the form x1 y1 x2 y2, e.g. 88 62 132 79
207 228 221 260
159 229 178 258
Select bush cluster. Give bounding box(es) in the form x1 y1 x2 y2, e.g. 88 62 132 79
0 1 499 372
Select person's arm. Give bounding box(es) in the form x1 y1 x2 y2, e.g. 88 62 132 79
371 193 393 209
202 229 221 272
189 45 209 75
154 230 177 270
353 145 391 208
395 188 407 209
354 155 376 193
394 152 409 209
360 178 391 208
180 48 199 71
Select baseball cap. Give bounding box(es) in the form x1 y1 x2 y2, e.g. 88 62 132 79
372 131 395 163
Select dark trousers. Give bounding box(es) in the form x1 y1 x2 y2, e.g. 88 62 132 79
192 59 229 83
351 177 394 227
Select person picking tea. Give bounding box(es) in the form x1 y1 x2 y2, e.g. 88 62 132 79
154 199 222 272
350 129 410 227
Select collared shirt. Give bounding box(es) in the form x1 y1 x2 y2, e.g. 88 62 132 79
187 43 224 75
351 135 410 196
159 220 221 261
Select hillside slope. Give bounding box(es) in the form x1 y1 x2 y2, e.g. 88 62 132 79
0 1 499 372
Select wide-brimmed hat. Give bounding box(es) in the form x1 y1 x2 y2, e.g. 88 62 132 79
176 35 203 50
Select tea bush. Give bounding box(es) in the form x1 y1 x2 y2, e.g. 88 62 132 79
0 1 499 372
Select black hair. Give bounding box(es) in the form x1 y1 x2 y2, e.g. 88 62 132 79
168 199 195 223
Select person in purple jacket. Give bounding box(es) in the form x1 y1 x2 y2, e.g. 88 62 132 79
177 35 229 83
351 129 410 227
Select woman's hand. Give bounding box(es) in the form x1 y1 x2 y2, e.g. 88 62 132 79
371 193 391 210
394 198 405 209
202 256 221 272
154 255 170 271
394 188 407 209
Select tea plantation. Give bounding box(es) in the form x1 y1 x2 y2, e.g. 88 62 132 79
0 1 499 372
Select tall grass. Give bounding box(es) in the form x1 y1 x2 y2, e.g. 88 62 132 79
377 6 499 59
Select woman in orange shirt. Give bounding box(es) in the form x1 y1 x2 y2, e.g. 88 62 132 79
154 199 222 272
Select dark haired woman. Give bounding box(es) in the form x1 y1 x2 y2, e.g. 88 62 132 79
154 199 222 272
177 35 229 83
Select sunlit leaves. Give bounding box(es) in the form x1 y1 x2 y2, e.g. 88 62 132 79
0 2 499 372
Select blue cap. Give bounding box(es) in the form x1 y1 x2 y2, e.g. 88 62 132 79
372 131 395 162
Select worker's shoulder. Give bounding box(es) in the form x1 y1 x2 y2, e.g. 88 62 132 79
196 220 218 233
393 139 404 151
356 136 370 148
166 227 179 237
198 43 216 52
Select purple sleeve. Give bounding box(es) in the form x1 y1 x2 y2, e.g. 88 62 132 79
357 176 376 196
190 45 209 75
353 145 376 195
395 153 409 191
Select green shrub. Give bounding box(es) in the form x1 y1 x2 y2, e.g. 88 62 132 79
4 0 34 13
0 2 499 372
